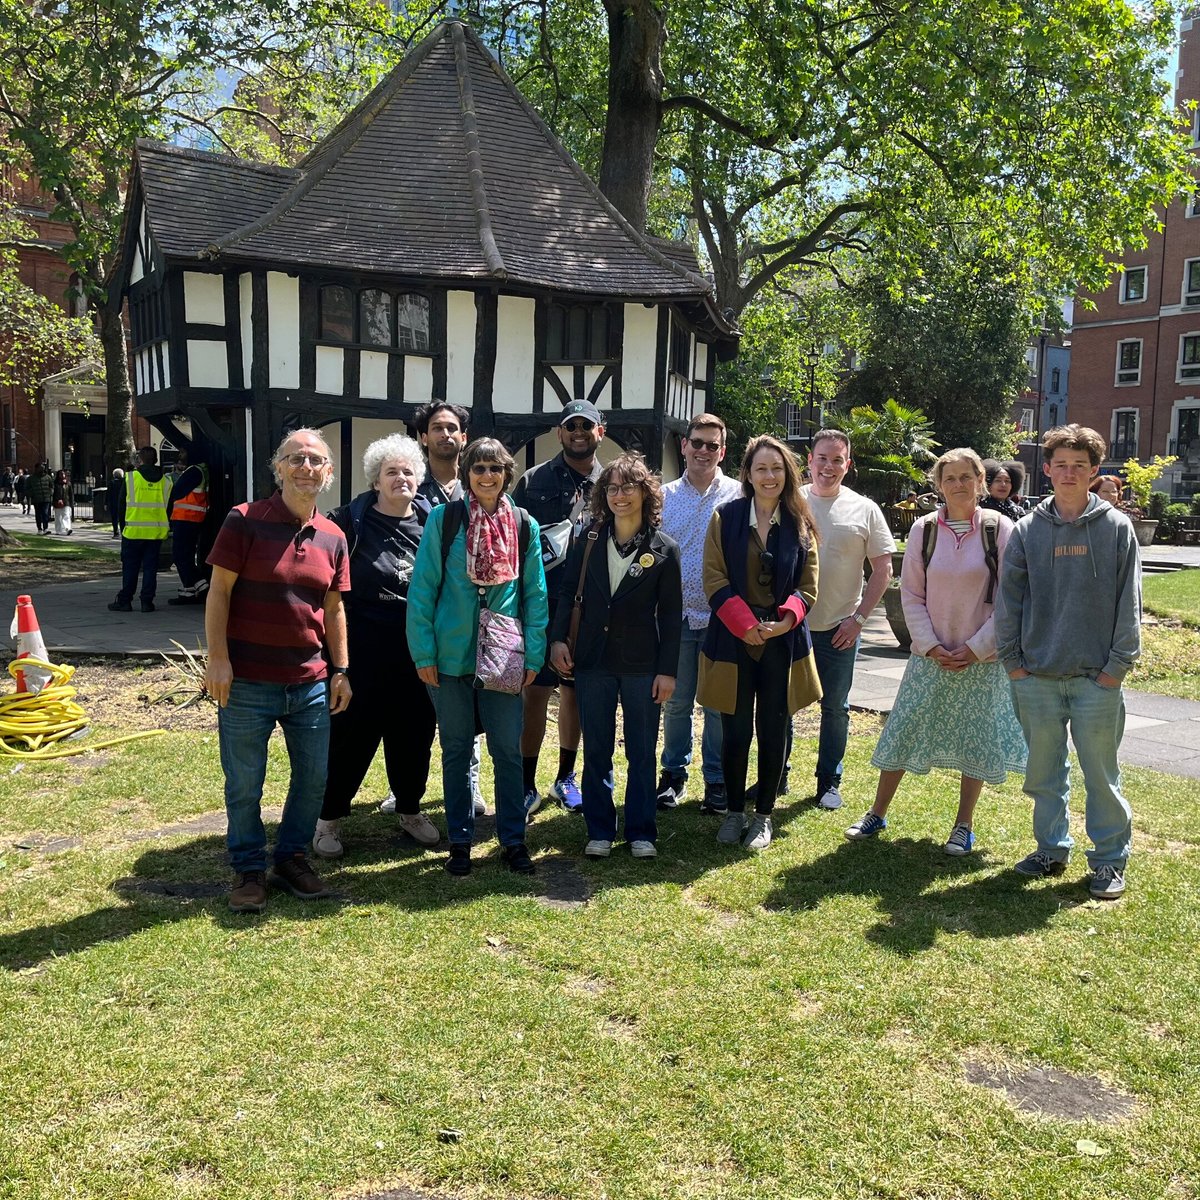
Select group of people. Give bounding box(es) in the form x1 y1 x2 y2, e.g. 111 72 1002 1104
2 463 74 535
197 410 1141 915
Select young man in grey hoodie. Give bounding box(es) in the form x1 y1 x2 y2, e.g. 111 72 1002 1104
995 424 1141 900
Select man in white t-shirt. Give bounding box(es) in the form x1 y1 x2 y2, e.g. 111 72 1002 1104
800 429 896 810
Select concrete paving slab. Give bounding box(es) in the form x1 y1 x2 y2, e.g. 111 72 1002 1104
1122 714 1168 731
1123 692 1200 722
1115 721 1200 749
1120 740 1200 779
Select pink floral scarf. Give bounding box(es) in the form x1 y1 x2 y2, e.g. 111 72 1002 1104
465 494 519 586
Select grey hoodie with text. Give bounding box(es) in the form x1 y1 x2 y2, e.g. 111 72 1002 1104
994 495 1141 682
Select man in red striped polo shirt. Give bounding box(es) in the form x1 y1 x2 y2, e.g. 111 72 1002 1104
204 428 352 913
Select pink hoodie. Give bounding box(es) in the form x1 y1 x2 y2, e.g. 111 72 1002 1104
901 509 1013 662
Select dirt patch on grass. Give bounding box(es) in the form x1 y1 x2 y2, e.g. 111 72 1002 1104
0 550 119 592
53 655 217 735
564 974 608 998
964 1057 1139 1123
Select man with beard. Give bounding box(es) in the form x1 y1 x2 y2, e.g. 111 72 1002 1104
415 401 469 508
511 400 606 817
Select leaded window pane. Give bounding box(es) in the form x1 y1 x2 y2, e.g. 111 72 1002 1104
320 285 354 342
397 294 430 352
360 289 393 347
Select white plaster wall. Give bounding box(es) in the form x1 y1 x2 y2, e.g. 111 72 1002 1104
352 418 407 495
184 272 225 325
359 351 389 400
239 274 254 385
583 365 605 406
160 342 170 390
135 351 145 395
130 245 144 285
446 290 477 407
406 356 434 406
695 342 708 387
492 295 536 413
622 303 658 409
315 346 343 395
513 430 621 484
267 271 300 389
187 340 229 389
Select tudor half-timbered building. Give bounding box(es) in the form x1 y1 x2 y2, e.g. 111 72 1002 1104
117 20 736 510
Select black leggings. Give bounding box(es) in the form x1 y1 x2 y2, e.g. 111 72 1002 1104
721 637 791 815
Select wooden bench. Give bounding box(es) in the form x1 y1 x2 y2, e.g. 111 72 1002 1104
1175 515 1200 544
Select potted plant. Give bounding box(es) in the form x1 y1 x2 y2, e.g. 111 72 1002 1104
1123 455 1178 546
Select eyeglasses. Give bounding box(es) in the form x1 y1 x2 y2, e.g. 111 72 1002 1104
758 550 775 587
688 437 721 452
562 420 595 433
470 463 504 476
605 482 639 497
280 452 329 468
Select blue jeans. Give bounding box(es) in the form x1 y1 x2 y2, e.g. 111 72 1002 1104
660 623 723 782
218 678 331 872
575 669 660 844
811 628 860 786
429 676 526 848
1010 674 1132 869
118 537 163 603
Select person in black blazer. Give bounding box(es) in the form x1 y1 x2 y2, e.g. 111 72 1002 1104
549 453 682 860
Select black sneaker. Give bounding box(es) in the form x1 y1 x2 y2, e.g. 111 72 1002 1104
656 770 687 809
445 843 472 876
745 773 789 808
700 781 728 814
107 598 132 612
501 842 536 875
140 600 156 613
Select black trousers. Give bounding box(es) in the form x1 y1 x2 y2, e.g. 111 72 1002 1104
321 644 436 820
170 520 203 589
720 637 791 815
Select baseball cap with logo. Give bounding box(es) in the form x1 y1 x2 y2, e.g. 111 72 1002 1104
559 400 603 427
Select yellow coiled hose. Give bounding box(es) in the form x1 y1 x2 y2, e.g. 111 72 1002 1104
1 657 165 759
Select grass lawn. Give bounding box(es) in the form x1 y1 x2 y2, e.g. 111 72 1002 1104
1128 569 1200 701
1 715 1197 1200
0 531 118 563
1142 569 1200 627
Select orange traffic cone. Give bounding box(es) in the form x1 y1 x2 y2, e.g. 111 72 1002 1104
10 594 52 694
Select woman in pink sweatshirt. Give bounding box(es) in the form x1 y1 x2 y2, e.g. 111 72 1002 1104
845 448 1027 855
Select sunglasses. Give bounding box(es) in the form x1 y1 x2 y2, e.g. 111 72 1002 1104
688 437 721 452
562 420 595 433
280 452 329 468
470 463 504 476
758 549 775 588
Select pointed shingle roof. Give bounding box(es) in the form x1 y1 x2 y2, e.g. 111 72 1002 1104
134 21 722 312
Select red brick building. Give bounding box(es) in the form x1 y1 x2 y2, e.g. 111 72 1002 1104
1070 14 1200 501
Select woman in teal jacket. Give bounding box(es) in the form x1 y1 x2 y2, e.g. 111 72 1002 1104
407 437 548 877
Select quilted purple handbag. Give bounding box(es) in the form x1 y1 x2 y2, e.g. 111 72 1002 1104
474 606 526 694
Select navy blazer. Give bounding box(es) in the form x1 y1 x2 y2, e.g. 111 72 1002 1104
549 524 683 676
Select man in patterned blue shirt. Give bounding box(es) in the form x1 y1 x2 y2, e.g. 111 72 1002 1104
657 413 743 813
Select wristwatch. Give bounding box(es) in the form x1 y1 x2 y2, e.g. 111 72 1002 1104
330 665 349 675
851 612 866 626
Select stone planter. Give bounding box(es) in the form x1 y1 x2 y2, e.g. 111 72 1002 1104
1132 518 1158 547
866 550 912 651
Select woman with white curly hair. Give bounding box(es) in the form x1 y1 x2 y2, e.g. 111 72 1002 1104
311 433 441 859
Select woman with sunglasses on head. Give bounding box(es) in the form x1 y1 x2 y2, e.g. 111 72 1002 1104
548 454 682 859
407 438 548 877
698 435 822 852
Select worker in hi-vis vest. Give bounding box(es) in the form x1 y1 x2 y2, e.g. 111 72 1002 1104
108 445 171 613
167 447 211 605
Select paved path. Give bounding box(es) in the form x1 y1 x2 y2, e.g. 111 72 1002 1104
4 506 1199 779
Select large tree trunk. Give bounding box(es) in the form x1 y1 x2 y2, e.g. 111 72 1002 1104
97 299 135 471
599 0 666 233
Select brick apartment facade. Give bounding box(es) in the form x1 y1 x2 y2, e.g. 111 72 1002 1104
1070 11 1200 501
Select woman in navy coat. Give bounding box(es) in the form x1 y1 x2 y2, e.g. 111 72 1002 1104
549 453 682 860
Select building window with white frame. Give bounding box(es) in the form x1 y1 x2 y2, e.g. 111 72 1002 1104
1121 266 1147 302
1115 339 1142 385
1180 333 1200 381
1184 260 1200 307
1017 407 1035 436
1111 410 1139 461
1190 193 1200 219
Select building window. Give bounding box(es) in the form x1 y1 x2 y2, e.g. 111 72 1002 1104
397 294 431 352
359 289 393 347
544 302 611 361
1121 266 1147 302
670 318 691 377
319 285 354 342
1017 407 1035 435
1050 366 1061 393
1184 260 1200 307
1115 340 1142 385
1111 410 1138 460
1181 334 1200 380
1190 193 1200 219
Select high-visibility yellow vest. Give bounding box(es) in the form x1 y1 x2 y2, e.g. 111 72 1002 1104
123 470 171 540
170 463 209 523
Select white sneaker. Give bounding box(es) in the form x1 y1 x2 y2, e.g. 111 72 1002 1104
584 839 612 858
743 815 773 852
398 812 441 847
472 787 487 817
817 783 843 810
378 791 397 814
312 818 343 859
630 840 657 858
194 578 209 595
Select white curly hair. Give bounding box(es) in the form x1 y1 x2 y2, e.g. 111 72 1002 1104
363 433 426 489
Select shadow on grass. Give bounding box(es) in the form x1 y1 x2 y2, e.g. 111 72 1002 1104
762 822 1089 956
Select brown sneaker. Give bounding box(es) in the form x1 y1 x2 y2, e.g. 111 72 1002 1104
229 870 267 913
267 854 331 900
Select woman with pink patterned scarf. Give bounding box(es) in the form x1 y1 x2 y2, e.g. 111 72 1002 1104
407 437 549 877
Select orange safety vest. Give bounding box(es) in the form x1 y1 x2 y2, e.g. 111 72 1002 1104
170 463 209 523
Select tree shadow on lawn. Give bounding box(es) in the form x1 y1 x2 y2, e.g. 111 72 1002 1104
0 805 736 971
761 825 1091 957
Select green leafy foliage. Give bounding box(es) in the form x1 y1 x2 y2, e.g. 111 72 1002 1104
828 400 939 504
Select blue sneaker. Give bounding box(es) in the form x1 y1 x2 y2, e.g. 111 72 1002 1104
944 823 975 856
551 773 583 812
524 788 545 820
845 811 887 841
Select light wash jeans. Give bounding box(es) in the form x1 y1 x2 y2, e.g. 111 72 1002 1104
810 628 860 787
1010 673 1132 869
660 623 723 782
218 677 330 872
